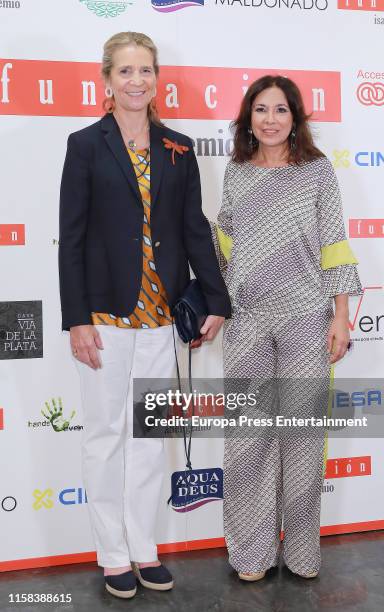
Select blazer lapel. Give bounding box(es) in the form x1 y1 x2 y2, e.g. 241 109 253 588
149 122 165 209
101 113 142 206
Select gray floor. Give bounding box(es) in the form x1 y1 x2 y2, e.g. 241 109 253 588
1 532 384 612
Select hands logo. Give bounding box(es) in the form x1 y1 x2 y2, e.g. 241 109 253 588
41 398 75 432
151 0 204 12
79 1 133 18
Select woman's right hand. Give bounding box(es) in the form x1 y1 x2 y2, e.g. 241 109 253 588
70 325 104 370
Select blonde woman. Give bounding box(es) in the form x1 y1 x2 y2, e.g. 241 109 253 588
59 32 230 599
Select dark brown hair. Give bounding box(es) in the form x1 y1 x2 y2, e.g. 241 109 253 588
231 75 324 164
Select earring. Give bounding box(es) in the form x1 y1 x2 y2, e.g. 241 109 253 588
248 128 257 152
290 126 296 151
105 86 113 98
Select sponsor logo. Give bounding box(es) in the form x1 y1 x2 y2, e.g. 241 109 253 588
334 390 383 410
333 387 383 421
332 149 351 168
79 0 133 18
1 496 17 511
0 1 21 9
190 130 234 158
215 0 328 9
169 468 223 512
28 398 83 431
357 82 384 106
325 456 371 478
36 397 82 432
0 60 341 121
355 151 384 166
321 481 335 494
338 0 384 11
332 150 384 167
33 489 54 510
349 286 384 342
0 224 25 245
59 488 88 505
33 487 87 510
152 0 204 11
0 408 3 430
349 219 384 238
0 301 43 360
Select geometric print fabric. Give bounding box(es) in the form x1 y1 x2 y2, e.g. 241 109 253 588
216 157 362 320
223 308 333 575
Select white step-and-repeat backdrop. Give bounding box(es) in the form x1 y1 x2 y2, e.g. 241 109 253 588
1 0 383 571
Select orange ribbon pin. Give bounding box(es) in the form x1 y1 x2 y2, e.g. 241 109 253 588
163 137 189 165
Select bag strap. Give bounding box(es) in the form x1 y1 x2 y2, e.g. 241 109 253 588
172 321 194 471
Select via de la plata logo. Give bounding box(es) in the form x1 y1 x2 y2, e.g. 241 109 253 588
169 468 223 512
0 301 43 360
151 0 204 12
79 0 134 18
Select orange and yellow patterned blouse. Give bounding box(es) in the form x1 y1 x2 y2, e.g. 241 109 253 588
92 148 172 329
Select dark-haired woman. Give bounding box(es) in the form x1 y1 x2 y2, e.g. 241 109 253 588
214 76 361 580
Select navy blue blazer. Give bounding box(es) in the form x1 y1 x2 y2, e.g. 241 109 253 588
59 113 231 331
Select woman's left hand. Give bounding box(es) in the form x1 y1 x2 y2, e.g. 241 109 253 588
190 315 225 349
327 315 350 364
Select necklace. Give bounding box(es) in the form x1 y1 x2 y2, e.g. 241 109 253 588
115 118 150 152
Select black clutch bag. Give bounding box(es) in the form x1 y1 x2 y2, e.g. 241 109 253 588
173 279 208 343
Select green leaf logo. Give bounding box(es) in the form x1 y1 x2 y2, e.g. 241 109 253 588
79 1 133 18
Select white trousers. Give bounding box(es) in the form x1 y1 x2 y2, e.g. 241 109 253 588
75 324 176 568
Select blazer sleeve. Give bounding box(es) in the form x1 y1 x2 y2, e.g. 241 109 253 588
182 144 231 318
59 133 93 331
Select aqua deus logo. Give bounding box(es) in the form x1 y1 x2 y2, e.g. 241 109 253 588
152 0 204 12
0 301 43 360
169 468 223 512
79 0 134 18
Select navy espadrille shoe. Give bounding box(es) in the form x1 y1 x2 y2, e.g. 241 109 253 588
132 563 173 591
105 570 137 599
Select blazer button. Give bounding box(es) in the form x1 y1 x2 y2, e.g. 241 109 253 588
154 241 161 247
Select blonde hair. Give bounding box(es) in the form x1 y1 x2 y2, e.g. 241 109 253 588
101 31 162 124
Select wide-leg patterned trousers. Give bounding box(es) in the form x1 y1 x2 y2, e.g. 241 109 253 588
223 308 333 575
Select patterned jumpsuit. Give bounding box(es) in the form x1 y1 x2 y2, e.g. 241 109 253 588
214 157 362 575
